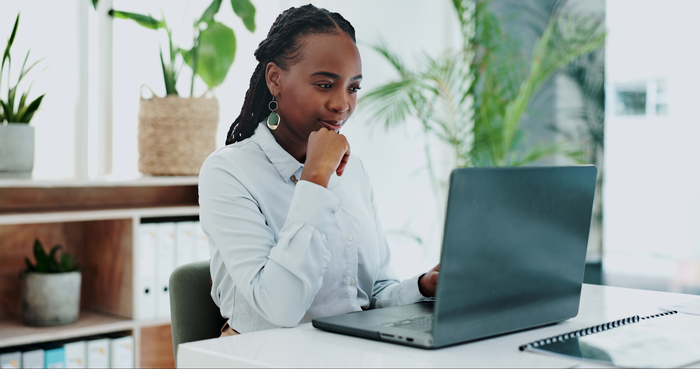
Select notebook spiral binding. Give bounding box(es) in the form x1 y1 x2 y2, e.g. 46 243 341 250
518 310 678 351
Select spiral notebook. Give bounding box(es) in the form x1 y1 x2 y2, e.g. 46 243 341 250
520 311 700 368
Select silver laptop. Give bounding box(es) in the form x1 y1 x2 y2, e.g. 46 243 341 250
312 166 597 348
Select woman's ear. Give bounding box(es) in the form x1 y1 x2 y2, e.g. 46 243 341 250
265 62 282 96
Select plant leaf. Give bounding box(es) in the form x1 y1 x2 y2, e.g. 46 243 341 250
17 94 44 123
188 22 236 89
0 100 13 123
24 257 35 272
33 239 48 273
2 14 19 70
198 0 222 25
108 10 164 30
230 0 256 32
92 0 99 10
160 48 178 96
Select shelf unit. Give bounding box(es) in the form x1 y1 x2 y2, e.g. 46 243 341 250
0 176 199 368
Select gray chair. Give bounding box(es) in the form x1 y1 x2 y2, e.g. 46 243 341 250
169 260 227 365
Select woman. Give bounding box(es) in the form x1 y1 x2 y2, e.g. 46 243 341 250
199 4 439 337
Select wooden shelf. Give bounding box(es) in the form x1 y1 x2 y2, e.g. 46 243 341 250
0 206 200 225
0 175 198 188
0 179 195 367
0 309 133 349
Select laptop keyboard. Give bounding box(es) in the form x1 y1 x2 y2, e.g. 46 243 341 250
381 315 434 332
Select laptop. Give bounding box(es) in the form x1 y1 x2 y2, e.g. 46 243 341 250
312 166 598 348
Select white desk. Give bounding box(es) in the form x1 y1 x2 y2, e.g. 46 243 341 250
177 284 700 368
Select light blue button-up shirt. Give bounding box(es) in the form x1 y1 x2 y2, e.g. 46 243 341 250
199 122 424 333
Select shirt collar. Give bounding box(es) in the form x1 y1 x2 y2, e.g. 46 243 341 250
253 121 304 183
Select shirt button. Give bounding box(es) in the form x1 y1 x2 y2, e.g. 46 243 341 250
329 212 334 218
349 278 356 285
347 234 354 241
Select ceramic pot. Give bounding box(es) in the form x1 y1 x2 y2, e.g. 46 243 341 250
0 123 34 178
22 271 81 327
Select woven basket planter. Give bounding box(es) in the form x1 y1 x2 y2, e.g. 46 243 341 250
138 91 218 176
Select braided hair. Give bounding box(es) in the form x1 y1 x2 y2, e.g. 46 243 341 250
225 5 356 145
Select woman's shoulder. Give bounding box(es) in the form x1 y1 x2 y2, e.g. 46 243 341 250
200 138 268 181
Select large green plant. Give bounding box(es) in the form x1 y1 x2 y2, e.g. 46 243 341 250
361 0 606 168
0 14 45 124
108 0 256 96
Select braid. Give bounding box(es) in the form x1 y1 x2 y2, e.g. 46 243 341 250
225 4 356 145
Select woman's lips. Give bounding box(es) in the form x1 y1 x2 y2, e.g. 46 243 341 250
319 119 343 132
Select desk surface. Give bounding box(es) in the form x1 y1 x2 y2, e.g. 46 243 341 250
177 284 700 368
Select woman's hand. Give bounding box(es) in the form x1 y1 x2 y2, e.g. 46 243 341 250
418 264 440 297
300 128 351 188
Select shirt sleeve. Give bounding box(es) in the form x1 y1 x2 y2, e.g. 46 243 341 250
355 159 426 308
199 153 341 327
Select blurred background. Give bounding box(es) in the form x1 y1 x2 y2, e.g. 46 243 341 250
2 0 699 293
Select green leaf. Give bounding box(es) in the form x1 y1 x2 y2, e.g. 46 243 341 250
17 94 44 123
198 0 222 25
0 100 13 122
108 10 164 30
32 239 48 273
189 22 236 88
24 257 35 272
2 14 19 70
160 49 178 95
47 245 65 273
60 253 79 272
230 0 256 32
92 0 99 10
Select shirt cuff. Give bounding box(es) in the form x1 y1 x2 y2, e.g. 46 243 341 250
403 274 426 304
286 180 341 235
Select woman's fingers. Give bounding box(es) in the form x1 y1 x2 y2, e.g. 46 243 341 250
336 144 351 176
301 128 351 187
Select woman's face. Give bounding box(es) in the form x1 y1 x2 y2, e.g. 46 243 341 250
268 32 362 145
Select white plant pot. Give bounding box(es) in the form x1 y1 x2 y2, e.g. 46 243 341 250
0 123 34 178
22 271 81 327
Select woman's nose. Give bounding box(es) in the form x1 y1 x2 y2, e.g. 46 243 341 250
327 90 350 113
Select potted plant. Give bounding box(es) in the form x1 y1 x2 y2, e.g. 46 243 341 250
21 239 81 327
107 0 255 175
0 14 46 178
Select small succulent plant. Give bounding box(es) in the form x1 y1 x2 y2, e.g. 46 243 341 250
24 239 80 274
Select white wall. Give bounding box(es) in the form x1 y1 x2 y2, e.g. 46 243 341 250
604 0 700 292
1 1 82 179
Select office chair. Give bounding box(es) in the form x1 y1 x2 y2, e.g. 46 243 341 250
169 260 227 365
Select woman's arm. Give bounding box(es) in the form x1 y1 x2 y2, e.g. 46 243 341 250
200 153 340 327
352 159 426 308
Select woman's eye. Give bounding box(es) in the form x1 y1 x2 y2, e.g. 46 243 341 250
318 83 332 90
349 86 362 94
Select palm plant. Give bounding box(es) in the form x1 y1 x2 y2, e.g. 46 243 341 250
0 14 45 124
361 0 606 169
109 0 255 96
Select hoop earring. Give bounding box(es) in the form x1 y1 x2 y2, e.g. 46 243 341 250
267 96 280 130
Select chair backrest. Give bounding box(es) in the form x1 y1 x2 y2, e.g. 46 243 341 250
169 260 227 365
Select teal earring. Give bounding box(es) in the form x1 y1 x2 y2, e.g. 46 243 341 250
267 96 280 130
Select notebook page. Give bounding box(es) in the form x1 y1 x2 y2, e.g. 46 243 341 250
529 313 700 368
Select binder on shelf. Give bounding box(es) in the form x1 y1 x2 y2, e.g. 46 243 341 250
110 336 134 369
21 349 43 369
0 351 20 369
135 223 158 320
86 339 109 369
157 222 176 319
194 221 210 262
520 311 700 368
175 221 196 268
44 347 65 369
64 341 86 369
